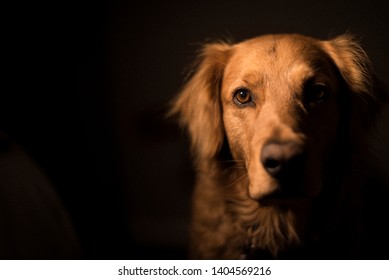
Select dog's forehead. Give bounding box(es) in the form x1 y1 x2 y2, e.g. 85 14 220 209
224 35 326 82
234 34 323 61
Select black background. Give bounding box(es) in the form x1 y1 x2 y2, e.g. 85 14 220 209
2 0 389 259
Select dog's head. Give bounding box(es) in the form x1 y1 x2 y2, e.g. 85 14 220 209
172 34 382 203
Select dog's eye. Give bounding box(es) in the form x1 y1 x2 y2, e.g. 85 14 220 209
306 83 329 104
233 88 254 106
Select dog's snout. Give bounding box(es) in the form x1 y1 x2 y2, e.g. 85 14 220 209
261 141 304 178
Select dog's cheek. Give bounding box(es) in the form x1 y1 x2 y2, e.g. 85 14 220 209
304 148 324 197
304 102 340 197
224 133 246 162
222 112 248 160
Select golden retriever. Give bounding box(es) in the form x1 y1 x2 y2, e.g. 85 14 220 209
171 34 385 259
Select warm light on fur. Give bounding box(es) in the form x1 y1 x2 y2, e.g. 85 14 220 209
171 34 384 259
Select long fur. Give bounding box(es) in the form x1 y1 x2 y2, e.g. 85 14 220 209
171 34 385 259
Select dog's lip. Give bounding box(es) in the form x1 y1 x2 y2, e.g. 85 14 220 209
257 189 307 206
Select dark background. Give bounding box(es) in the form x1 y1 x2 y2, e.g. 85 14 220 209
1 0 389 259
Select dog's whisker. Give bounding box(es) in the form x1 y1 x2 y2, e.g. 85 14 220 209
218 159 246 167
224 172 248 189
224 166 246 171
219 159 245 163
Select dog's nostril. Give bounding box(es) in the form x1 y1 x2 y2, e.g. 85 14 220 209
263 158 283 176
264 158 280 168
261 141 304 178
261 144 284 177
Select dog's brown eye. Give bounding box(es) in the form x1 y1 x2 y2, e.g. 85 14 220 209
306 84 329 104
233 89 253 106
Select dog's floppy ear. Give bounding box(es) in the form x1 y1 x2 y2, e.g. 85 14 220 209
171 42 232 163
322 35 385 130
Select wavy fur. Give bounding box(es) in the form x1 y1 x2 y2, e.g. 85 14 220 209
171 34 384 259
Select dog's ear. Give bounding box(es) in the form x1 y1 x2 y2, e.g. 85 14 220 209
170 42 232 163
322 35 385 130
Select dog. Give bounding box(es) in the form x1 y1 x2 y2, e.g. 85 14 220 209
171 34 386 259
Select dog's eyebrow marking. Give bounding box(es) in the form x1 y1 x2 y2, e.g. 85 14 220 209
268 44 277 55
267 37 278 57
242 75 264 89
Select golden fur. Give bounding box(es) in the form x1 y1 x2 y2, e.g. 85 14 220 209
171 34 384 259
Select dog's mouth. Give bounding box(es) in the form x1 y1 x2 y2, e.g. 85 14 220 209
257 181 308 206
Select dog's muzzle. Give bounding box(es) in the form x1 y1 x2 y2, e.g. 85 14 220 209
261 141 306 196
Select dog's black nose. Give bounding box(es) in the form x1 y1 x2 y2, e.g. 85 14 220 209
261 141 304 178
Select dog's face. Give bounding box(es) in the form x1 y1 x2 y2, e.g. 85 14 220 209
173 33 383 258
173 33 379 205
221 35 341 201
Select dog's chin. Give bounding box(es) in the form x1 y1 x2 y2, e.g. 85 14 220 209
258 191 311 209
249 179 312 208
